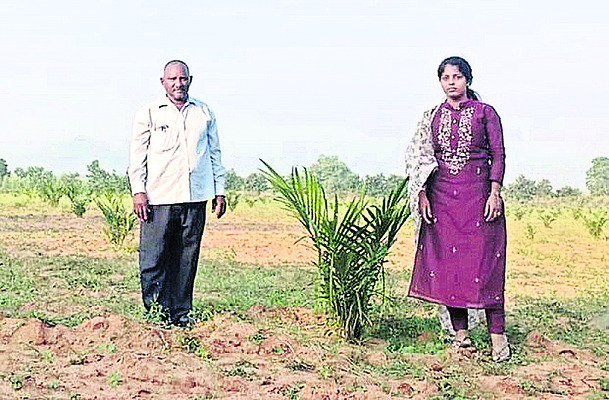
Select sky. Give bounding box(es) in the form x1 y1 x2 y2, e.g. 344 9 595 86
1 0 608 190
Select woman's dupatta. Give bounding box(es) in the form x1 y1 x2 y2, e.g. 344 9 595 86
405 104 442 246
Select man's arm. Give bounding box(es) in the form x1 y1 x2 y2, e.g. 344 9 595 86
128 106 152 221
206 108 227 218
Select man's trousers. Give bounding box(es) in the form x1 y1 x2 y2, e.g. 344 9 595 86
138 202 207 321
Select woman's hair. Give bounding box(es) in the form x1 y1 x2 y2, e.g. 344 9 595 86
437 56 479 101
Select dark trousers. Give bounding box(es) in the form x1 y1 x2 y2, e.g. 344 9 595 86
139 202 207 320
447 306 505 334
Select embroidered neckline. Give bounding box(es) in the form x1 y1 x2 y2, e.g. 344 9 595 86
437 106 474 175
445 99 473 111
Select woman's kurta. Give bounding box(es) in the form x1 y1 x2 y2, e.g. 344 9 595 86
408 100 506 309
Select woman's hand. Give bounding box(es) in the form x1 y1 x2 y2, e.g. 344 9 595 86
419 190 434 224
484 183 503 222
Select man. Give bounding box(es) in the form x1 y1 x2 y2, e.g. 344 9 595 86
128 60 226 326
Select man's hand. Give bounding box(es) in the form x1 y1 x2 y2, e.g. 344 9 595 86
418 190 434 224
212 195 226 219
133 192 150 222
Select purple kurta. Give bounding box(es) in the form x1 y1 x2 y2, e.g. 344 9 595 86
408 100 506 309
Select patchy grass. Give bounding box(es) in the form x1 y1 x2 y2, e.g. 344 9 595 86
0 194 608 398
510 295 609 350
195 259 316 311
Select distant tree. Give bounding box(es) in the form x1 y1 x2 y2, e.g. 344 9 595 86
363 173 407 198
308 155 360 193
555 186 582 197
535 179 554 197
21 166 53 184
244 172 269 193
504 174 538 200
586 156 609 196
363 174 388 197
14 166 63 205
386 174 407 196
225 168 245 191
86 160 130 194
0 159 7 180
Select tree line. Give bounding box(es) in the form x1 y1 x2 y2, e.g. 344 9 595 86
503 156 609 200
0 155 606 247
227 155 609 200
0 155 608 203
227 155 408 196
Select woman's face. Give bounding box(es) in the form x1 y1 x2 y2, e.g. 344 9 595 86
440 64 468 101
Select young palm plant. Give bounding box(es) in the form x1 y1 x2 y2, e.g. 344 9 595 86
61 174 91 217
95 193 136 247
260 160 410 340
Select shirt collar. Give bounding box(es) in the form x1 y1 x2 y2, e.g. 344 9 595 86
158 95 196 109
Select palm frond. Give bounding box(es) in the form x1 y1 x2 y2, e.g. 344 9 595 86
260 159 410 340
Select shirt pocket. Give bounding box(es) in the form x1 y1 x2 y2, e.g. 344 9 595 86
150 122 178 153
186 109 211 156
194 125 209 156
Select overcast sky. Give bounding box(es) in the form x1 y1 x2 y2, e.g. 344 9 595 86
1 0 608 189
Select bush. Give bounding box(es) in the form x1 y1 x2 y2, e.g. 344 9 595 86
38 177 64 206
537 209 558 228
225 191 241 212
580 210 608 239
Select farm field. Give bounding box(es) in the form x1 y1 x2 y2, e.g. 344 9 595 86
0 193 608 399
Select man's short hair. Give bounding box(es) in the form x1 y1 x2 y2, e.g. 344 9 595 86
163 60 190 76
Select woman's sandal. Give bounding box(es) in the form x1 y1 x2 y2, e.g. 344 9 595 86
453 336 472 348
492 343 511 362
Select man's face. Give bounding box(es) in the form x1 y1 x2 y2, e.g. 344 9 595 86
161 63 191 104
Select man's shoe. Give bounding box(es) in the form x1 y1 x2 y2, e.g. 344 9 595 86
172 315 192 328
452 330 472 348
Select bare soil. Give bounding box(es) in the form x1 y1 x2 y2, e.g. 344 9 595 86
0 208 608 398
1 311 608 399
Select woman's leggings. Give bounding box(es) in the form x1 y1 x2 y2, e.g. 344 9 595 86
446 306 505 334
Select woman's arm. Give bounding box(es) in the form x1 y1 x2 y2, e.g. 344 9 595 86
484 105 505 222
484 181 503 222
485 105 506 184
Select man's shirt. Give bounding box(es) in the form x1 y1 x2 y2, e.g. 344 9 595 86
128 96 226 205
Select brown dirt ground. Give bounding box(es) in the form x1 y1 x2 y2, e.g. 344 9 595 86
1 207 608 398
0 310 437 400
1 312 608 399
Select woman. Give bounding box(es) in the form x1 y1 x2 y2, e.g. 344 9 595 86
405 56 509 362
